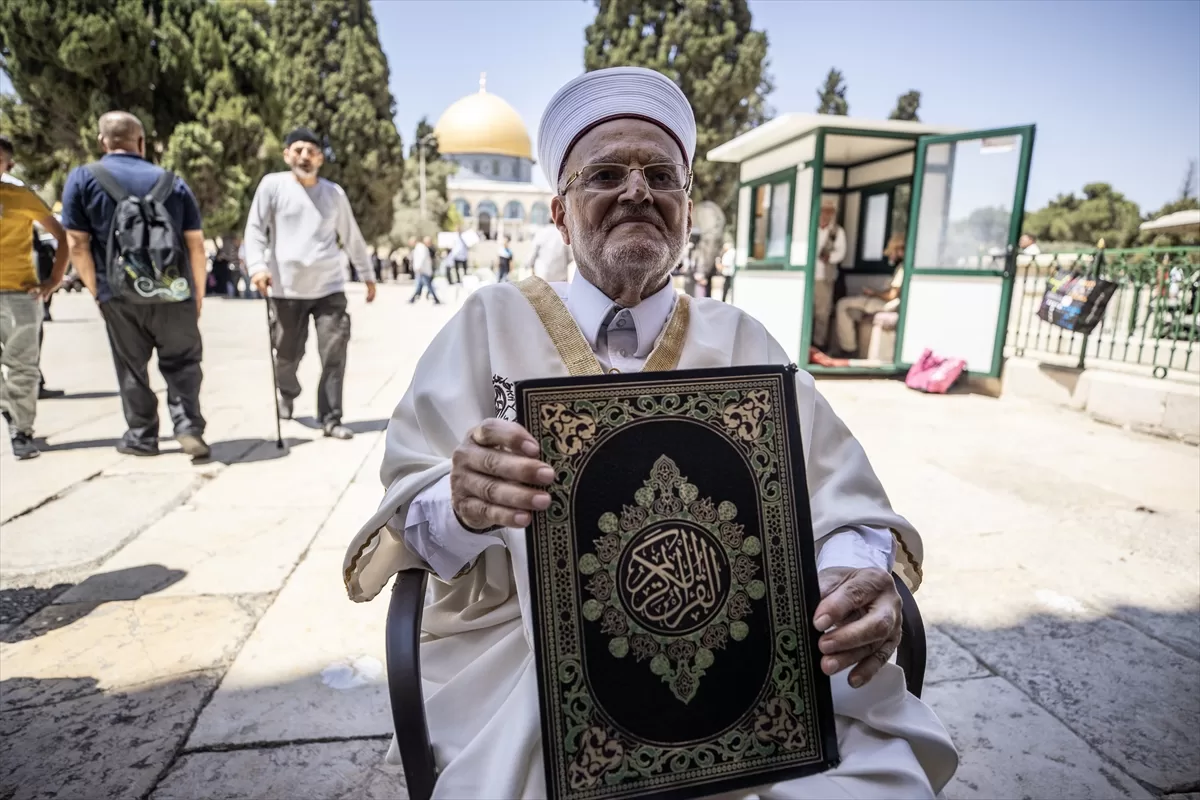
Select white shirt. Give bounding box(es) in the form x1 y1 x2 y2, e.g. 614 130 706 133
402 271 896 581
450 235 469 262
815 223 847 282
410 243 433 277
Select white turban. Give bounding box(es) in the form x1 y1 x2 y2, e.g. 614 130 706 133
537 66 697 189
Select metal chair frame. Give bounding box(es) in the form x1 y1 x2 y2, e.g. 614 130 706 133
385 569 926 800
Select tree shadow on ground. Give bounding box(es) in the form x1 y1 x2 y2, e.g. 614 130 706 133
0 564 185 643
293 417 389 435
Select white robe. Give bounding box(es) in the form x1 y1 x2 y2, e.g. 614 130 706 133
343 281 957 799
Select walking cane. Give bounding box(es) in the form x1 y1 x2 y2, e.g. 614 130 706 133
264 296 284 449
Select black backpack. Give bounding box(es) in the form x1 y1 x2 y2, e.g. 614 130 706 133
86 163 191 304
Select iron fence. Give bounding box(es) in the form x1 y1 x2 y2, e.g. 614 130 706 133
1006 246 1200 377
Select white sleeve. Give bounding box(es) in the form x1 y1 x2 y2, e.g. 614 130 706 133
242 180 272 275
816 526 895 573
831 227 848 266
398 474 505 581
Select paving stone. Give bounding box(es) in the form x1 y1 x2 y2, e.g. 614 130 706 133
925 677 1152 800
0 594 268 711
934 578 1200 791
0 472 199 582
311 482 387 552
153 739 405 800
54 505 328 600
187 548 390 747
0 672 220 800
925 625 990 685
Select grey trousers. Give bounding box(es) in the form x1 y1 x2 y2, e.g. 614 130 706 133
0 292 44 435
811 277 836 349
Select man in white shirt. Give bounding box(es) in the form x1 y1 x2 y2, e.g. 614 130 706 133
719 240 737 302
407 236 440 305
812 198 847 350
344 67 955 799
243 127 376 441
528 221 572 282
447 228 468 284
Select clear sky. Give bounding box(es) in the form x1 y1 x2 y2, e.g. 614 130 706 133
376 0 1200 212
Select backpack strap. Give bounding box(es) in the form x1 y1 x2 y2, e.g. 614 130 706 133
149 170 176 203
86 163 130 202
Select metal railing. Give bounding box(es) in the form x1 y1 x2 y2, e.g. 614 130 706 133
1006 245 1200 377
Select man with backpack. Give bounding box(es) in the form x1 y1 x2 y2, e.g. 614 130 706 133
61 111 211 459
1 135 69 460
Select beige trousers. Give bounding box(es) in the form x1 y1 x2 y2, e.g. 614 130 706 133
811 278 836 349
836 295 888 354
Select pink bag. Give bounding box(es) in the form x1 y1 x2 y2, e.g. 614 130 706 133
905 349 966 394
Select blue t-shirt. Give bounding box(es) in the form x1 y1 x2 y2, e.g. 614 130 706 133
61 152 203 302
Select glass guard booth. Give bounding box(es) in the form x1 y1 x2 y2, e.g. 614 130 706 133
708 115 1035 378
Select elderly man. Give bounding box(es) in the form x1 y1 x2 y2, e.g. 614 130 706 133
344 67 956 799
812 198 847 351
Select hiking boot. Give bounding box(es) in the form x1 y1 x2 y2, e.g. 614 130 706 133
38 386 66 399
176 432 211 460
117 441 160 457
323 422 354 440
10 431 40 460
277 396 294 420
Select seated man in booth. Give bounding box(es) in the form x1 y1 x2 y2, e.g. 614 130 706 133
833 233 906 357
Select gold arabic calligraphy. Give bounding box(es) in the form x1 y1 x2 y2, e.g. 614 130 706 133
619 522 730 636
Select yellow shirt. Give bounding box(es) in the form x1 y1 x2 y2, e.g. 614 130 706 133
0 182 51 291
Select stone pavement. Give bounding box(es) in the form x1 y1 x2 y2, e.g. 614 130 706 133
1 283 1197 800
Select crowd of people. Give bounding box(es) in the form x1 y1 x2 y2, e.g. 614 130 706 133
0 117 384 459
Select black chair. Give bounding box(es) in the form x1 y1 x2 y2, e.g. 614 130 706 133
384 569 927 800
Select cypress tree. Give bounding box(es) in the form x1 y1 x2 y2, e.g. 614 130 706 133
888 90 921 122
272 0 404 241
816 68 848 116
583 0 773 223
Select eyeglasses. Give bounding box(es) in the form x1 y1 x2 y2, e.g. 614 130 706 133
561 162 693 195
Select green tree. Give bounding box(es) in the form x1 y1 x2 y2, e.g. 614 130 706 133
163 0 279 236
888 90 920 122
0 0 197 193
583 0 773 222
410 115 440 161
387 121 458 247
1023 183 1142 247
272 0 404 241
816 68 848 115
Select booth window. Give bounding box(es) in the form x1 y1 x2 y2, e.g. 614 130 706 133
750 180 790 261
855 180 912 272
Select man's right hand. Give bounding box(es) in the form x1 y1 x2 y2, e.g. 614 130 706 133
250 271 272 295
450 419 554 531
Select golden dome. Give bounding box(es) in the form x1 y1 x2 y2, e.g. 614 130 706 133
434 74 532 160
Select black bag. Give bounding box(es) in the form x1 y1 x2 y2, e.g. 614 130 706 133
86 163 191 304
1036 269 1118 335
33 236 56 282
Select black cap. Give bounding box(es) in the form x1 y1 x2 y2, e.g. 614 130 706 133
284 127 321 148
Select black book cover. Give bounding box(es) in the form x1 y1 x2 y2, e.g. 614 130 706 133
516 365 839 800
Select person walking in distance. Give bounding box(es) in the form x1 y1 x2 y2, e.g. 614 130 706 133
448 227 468 284
61 112 211 459
407 236 440 304
243 127 376 441
0 135 69 460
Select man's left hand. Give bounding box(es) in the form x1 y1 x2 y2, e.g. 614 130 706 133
812 567 902 688
365 281 377 303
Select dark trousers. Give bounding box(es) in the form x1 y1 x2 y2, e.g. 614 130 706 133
271 292 350 425
498 260 511 282
450 259 466 284
101 300 205 447
722 273 735 303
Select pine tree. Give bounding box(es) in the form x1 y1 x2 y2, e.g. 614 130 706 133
0 0 198 192
888 90 921 122
389 120 456 246
583 0 773 223
816 68 848 115
163 1 279 236
272 0 404 241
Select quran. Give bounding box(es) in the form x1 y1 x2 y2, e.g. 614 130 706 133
516 365 838 800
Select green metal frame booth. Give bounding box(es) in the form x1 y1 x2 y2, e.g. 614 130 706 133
709 114 1036 378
